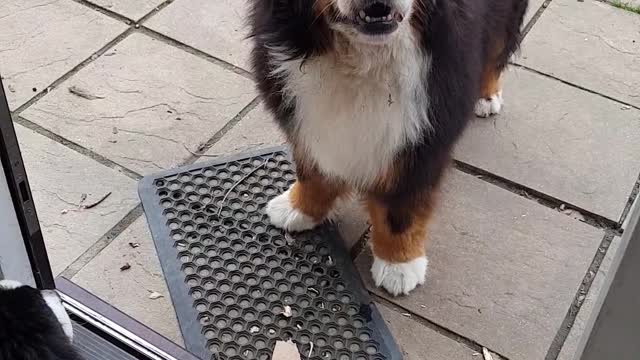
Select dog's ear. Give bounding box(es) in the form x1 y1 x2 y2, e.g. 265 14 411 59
248 0 333 59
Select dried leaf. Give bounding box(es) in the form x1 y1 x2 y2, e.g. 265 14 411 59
120 263 131 271
272 340 301 360
129 242 140 249
148 291 164 300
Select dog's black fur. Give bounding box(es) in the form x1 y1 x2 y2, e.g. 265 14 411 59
249 0 528 233
0 285 83 360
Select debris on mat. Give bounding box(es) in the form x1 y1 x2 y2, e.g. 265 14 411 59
272 340 301 360
282 305 292 318
119 263 131 271
148 291 164 300
483 347 495 360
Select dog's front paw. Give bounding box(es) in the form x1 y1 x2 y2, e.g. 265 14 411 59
474 91 503 118
371 255 428 296
266 189 319 232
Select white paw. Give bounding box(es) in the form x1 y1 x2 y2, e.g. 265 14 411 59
474 91 503 118
266 189 319 232
371 255 428 296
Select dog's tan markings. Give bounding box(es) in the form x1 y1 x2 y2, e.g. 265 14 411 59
366 195 434 263
479 40 505 99
288 177 347 222
287 147 349 222
480 64 502 100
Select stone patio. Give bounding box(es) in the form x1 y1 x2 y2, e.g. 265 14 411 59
1 0 639 359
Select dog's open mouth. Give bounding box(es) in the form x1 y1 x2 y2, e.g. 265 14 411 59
355 2 402 36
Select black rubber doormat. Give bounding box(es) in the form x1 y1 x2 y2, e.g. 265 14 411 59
139 146 402 360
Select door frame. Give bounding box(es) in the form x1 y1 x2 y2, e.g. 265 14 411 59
0 78 54 289
0 77 199 360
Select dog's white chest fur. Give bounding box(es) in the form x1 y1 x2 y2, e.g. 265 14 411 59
273 30 430 188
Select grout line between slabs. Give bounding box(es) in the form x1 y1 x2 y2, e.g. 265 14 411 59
372 295 511 360
12 27 134 116
136 0 177 24
521 0 553 39
68 0 135 24
510 63 640 112
452 160 620 232
137 26 253 80
180 97 262 165
13 115 143 181
59 204 144 279
544 231 616 360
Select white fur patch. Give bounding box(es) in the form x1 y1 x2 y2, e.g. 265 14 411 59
371 255 428 296
270 25 430 189
0 279 25 290
474 91 503 118
42 290 74 341
266 189 319 232
0 281 74 340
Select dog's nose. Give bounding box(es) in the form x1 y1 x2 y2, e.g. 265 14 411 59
362 1 392 19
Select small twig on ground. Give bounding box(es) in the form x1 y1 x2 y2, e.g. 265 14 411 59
182 144 220 158
68 85 105 100
82 192 112 209
217 159 269 216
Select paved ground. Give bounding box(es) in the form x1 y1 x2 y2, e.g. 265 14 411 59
1 0 639 359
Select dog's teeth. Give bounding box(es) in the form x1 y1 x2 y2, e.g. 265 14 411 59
359 10 366 19
386 15 392 21
365 15 371 22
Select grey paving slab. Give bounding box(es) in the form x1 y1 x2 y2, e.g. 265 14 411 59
355 170 604 360
14 124 139 276
86 0 164 20
558 237 621 360
377 304 479 360
0 0 127 110
21 33 256 175
518 0 640 108
146 0 251 70
455 67 640 222
72 218 184 345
